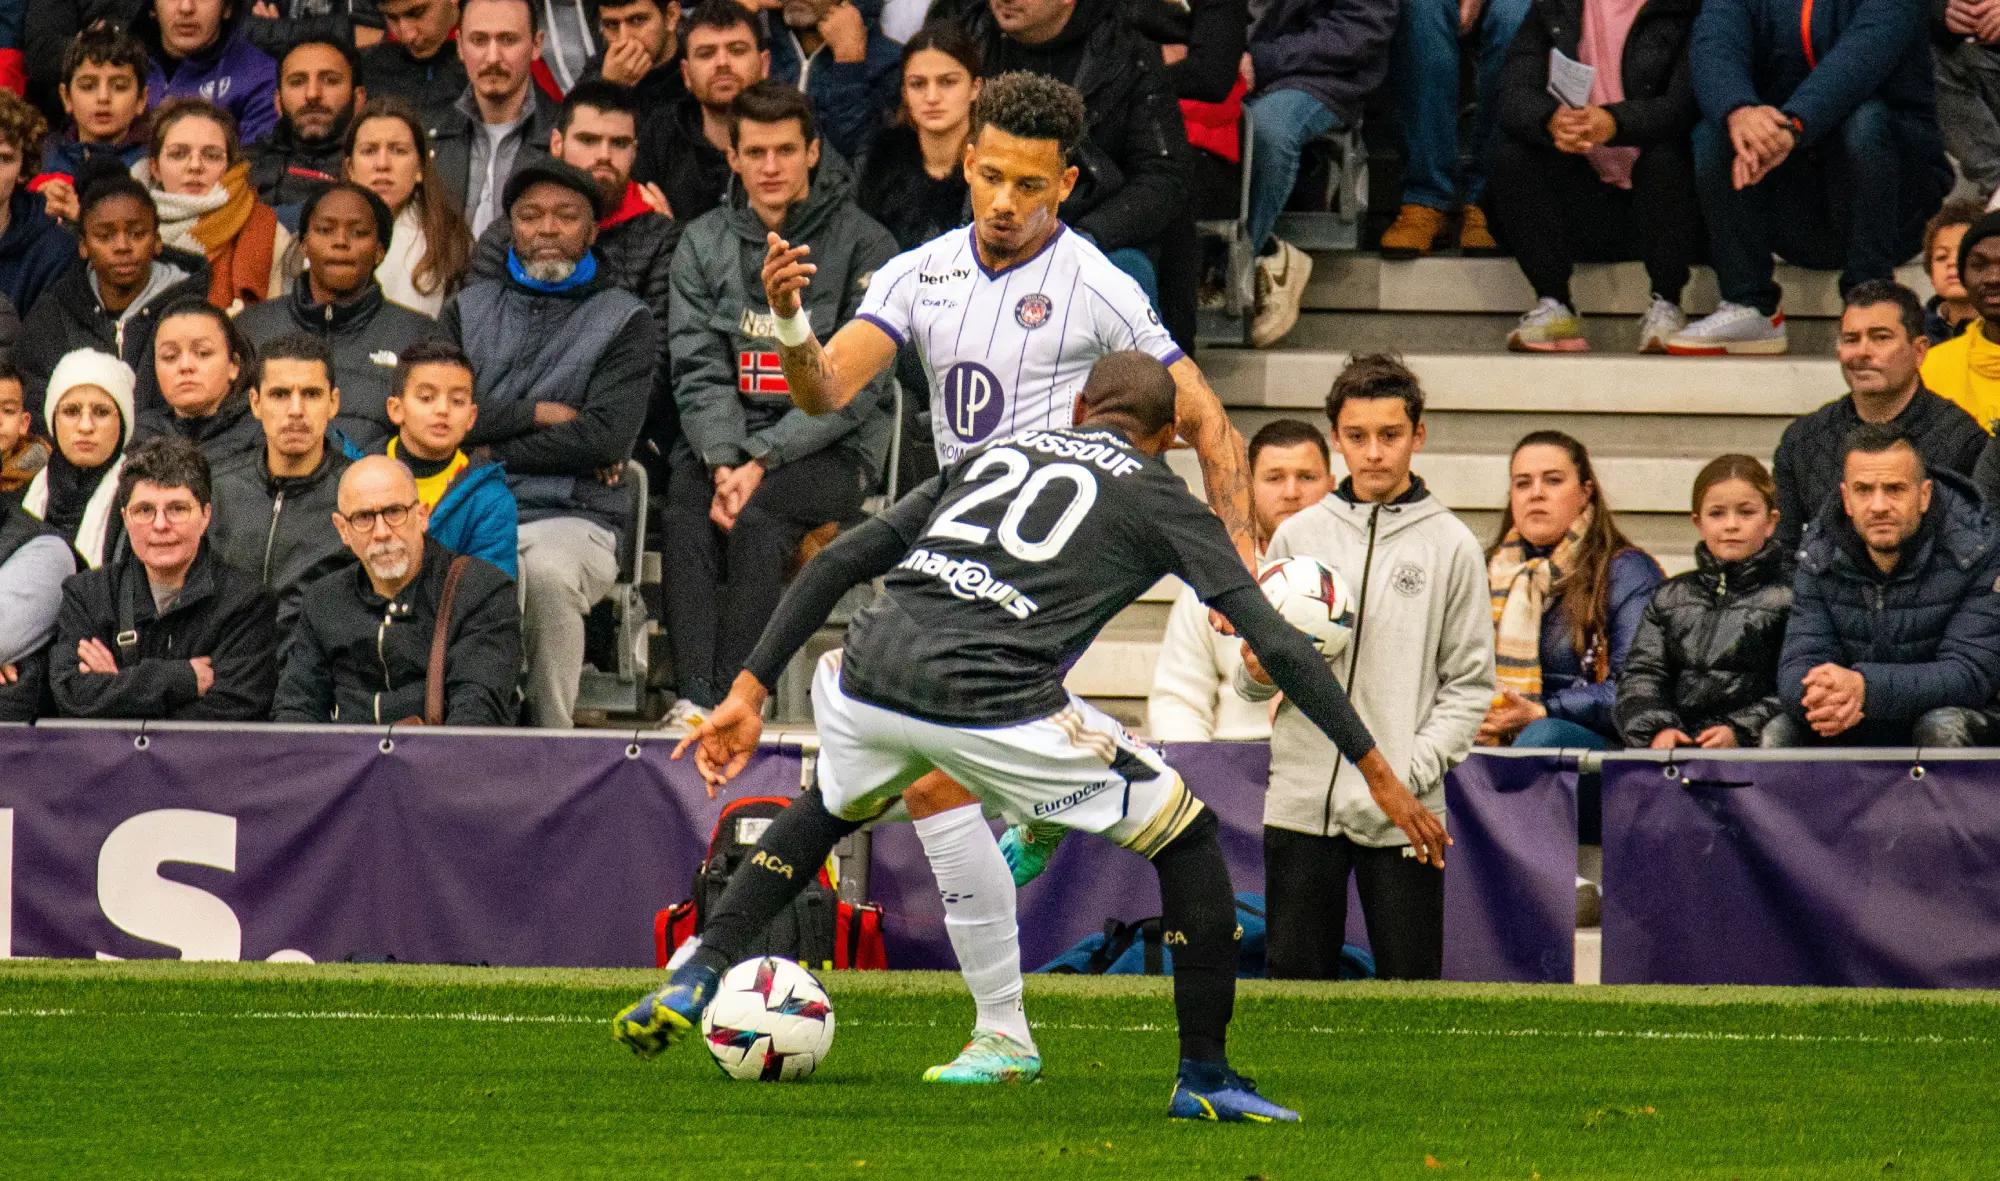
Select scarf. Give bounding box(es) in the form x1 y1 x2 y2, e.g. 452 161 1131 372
22 449 126 569
1579 0 1646 189
146 160 278 308
0 435 49 495
505 245 598 293
1487 505 1595 703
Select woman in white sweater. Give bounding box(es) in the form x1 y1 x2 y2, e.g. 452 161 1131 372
343 97 471 317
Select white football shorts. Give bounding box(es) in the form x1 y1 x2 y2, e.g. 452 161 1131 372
809 651 1204 857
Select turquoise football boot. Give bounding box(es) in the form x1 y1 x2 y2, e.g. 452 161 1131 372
921 1029 1042 1084
998 821 1067 887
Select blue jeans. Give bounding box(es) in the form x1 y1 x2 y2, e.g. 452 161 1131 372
1692 98 1952 313
1104 246 1160 309
1513 717 1613 750
1246 87 1340 252
1391 0 1532 210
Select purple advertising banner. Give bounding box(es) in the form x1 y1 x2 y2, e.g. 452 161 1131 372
0 726 1574 982
1600 752 2000 987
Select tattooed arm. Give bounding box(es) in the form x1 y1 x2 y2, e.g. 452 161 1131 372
1170 356 1255 565
763 232 899 416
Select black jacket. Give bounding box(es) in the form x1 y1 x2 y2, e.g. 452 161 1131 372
1772 387 1989 557
131 394 266 477
855 125 971 251
958 0 1192 252
274 537 520 726
245 116 351 214
49 543 278 720
15 252 213 428
1124 0 1249 103
235 276 443 450
357 39 468 120
1616 540 1793 746
207 448 355 643
1780 472 2000 735
1499 0 1699 151
633 94 735 228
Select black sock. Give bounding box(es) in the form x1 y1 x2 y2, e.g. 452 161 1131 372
690 791 861 975
1150 807 1235 1064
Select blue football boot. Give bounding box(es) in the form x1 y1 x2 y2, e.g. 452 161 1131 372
1168 1060 1301 1123
612 963 720 1059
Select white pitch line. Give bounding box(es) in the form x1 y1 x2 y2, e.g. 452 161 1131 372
0 1008 1986 1048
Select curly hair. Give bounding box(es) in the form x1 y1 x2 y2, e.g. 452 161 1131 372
970 71 1085 161
0 89 47 161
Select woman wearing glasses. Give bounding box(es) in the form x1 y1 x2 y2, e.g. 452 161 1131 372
20 349 138 569
141 98 291 313
47 434 279 721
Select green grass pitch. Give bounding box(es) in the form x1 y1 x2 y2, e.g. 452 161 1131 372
3 961 1996 1179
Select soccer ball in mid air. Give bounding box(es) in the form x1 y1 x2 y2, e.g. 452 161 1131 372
702 956 836 1081
1256 555 1356 661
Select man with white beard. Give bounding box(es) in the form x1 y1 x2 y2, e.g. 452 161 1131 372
443 156 657 729
275 455 523 726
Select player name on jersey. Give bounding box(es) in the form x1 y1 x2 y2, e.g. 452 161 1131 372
856 225 1185 466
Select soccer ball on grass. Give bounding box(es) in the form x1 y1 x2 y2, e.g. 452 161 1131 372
702 956 836 1081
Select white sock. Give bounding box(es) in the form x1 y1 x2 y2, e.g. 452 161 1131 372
913 803 1035 1052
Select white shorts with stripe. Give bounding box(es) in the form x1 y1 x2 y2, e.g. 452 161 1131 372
810 652 1203 858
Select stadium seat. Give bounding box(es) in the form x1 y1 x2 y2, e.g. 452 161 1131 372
576 459 652 716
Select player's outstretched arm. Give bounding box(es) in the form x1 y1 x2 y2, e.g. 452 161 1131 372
1169 357 1255 565
763 232 899 416
1214 583 1454 867
673 676 766 794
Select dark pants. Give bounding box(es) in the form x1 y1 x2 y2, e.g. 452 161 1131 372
1760 706 2000 749
663 447 867 708
1487 134 1699 306
1691 99 1952 314
1264 826 1444 981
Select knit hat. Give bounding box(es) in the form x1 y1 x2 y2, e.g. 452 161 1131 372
46 348 138 436
1960 210 2000 277
502 156 607 221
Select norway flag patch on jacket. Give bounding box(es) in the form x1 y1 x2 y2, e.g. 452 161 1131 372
738 350 791 397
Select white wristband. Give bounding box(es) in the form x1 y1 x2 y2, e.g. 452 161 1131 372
773 306 812 347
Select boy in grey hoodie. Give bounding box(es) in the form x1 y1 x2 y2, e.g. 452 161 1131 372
1236 354 1493 979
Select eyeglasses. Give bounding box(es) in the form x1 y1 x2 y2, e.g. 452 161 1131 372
124 501 201 524
338 501 418 532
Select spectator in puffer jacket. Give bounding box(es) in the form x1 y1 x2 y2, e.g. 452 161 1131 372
1617 454 1792 748
1482 428 1664 752
1767 424 2000 747
237 182 440 450
379 338 517 577
443 156 656 728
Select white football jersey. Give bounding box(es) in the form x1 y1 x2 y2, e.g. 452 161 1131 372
854 224 1185 464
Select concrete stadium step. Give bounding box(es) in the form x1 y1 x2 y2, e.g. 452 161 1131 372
1271 309 1841 355
1299 253 1931 318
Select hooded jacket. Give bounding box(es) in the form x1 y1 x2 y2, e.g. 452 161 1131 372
235 275 443 451
1500 0 1699 151
766 12 904 161
1779 470 2000 735
49 542 278 720
357 37 469 120
669 152 895 480
15 251 211 423
207 446 354 644
957 0 1192 252
131 393 266 477
380 441 520 578
1235 479 1495 845
245 114 352 213
145 26 280 145
1616 539 1793 746
0 189 78 320
445 254 656 541
274 536 520 726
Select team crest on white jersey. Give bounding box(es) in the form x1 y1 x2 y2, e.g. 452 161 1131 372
1015 293 1053 329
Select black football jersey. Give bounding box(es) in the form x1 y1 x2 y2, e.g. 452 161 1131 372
839 425 1256 725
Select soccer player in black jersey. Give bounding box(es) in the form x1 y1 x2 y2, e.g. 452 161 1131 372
613 352 1447 1122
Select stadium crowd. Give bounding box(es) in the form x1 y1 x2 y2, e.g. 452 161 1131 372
4 0 2000 973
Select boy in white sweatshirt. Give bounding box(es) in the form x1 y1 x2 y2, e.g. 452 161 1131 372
1237 353 1494 979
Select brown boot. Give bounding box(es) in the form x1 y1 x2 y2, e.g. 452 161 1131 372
1458 204 1501 255
1379 204 1447 260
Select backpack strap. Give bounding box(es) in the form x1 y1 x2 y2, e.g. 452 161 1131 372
114 563 140 666
425 555 472 726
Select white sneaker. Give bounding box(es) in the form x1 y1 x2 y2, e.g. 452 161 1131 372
1506 297 1588 352
1636 295 1688 354
1665 302 1788 355
658 698 706 736
1249 238 1312 348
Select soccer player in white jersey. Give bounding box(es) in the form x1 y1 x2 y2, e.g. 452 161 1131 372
745 72 1252 1086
